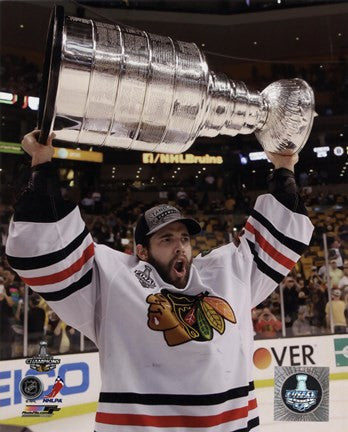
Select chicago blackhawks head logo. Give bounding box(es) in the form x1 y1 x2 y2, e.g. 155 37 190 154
146 290 236 346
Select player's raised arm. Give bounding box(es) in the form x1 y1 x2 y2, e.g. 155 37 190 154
238 151 314 307
5 130 100 344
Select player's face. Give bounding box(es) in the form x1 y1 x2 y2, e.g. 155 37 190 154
147 222 193 289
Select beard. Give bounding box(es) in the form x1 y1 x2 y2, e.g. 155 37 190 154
147 251 192 289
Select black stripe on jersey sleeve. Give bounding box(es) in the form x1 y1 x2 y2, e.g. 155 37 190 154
251 208 307 256
6 226 90 271
267 168 308 216
35 268 93 302
234 416 260 432
270 192 308 216
99 382 255 406
246 240 285 284
13 161 76 223
13 195 76 223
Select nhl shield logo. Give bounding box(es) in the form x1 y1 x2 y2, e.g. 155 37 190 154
134 265 156 289
20 376 43 400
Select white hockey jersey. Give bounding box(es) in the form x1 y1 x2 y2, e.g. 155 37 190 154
6 172 314 431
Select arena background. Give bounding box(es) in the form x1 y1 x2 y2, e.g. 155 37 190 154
0 0 347 431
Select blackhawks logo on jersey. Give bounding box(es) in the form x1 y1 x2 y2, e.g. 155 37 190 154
146 289 236 346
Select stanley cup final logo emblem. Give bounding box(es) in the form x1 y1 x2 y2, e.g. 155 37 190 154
274 366 329 422
284 374 318 412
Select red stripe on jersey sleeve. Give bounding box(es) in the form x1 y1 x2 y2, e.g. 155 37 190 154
96 398 257 428
245 222 295 270
21 243 94 286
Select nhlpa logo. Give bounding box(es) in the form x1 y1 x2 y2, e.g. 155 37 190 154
134 265 156 289
42 376 64 403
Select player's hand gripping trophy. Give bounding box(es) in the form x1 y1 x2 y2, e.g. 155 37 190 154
37 6 315 157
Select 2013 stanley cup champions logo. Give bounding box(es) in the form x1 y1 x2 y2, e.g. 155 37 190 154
25 341 60 372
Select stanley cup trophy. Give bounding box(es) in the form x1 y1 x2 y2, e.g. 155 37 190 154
38 6 315 154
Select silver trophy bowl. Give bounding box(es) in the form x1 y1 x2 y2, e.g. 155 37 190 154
38 6 315 154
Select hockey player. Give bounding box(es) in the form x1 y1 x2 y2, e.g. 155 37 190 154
6 130 313 431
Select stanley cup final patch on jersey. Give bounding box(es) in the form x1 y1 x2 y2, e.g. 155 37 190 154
134 265 156 289
274 366 329 422
146 289 236 346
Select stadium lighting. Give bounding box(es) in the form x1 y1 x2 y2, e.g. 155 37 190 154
0 92 13 101
248 151 269 161
333 146 344 156
313 146 329 158
22 96 39 110
239 155 248 165
0 92 17 105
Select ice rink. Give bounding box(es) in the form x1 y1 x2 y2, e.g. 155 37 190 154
19 379 348 432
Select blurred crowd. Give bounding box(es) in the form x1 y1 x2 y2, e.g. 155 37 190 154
1 184 347 360
0 54 41 95
253 261 348 340
0 264 87 359
251 60 348 116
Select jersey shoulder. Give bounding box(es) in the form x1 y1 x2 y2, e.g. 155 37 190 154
94 243 138 267
194 242 237 265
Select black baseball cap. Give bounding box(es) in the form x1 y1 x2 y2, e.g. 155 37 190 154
135 204 201 246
